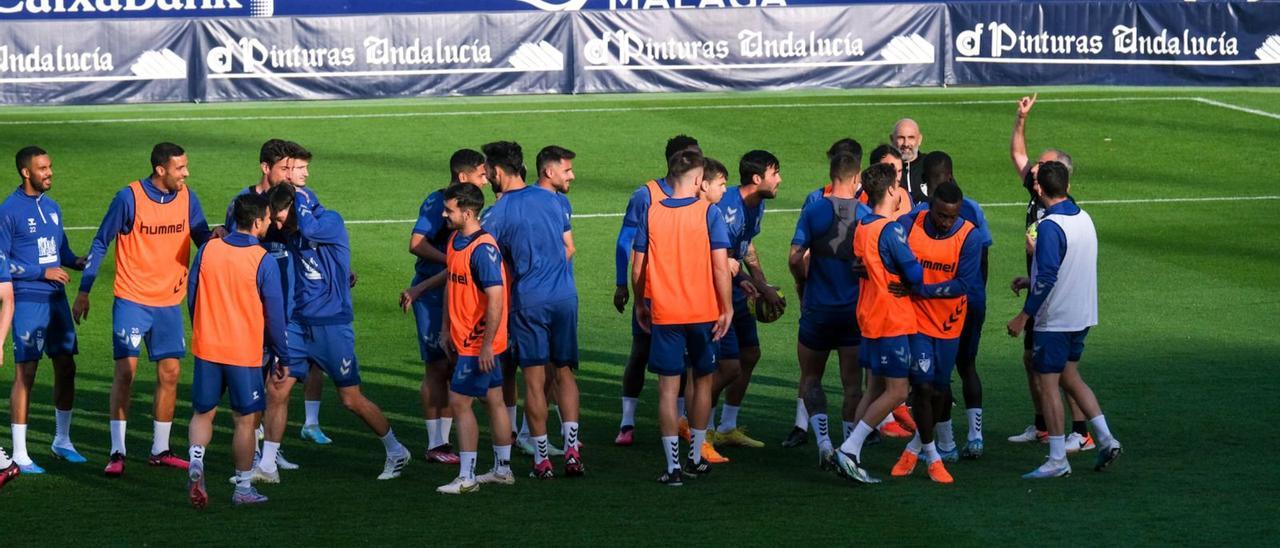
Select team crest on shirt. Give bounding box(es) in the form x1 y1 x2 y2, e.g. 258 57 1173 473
26 218 36 233
50 213 59 225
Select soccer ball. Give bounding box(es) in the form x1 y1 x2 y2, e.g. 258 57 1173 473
748 285 786 323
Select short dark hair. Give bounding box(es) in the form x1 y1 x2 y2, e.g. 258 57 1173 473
285 141 312 162
265 182 295 213
932 181 964 206
739 150 779 187
449 149 485 183
481 141 524 179
869 144 902 165
665 135 700 162
232 193 270 230
668 149 705 180
1037 161 1070 199
151 142 185 170
860 163 897 208
826 138 862 166
536 145 576 179
444 182 485 214
702 157 728 182
15 146 47 177
922 151 954 187
829 152 860 183
259 139 290 167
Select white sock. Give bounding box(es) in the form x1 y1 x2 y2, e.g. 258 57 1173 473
380 429 404 454
54 409 73 447
304 400 321 427
1048 435 1066 461
440 418 454 445
110 420 127 456
966 408 984 441
662 435 679 473
922 441 940 463
189 445 205 466
676 397 686 418
235 469 253 492
878 414 894 428
936 420 956 452
905 432 922 455
620 397 638 428
459 451 477 481
842 421 856 443
838 421 874 459
151 421 172 455
506 406 517 432
717 404 740 434
426 419 441 449
794 398 809 430
809 413 832 453
533 435 549 465
260 441 280 473
563 421 580 451
1089 415 1115 447
494 444 512 473
708 406 718 432
11 424 30 465
690 428 707 464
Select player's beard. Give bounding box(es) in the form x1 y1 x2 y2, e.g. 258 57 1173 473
901 147 918 163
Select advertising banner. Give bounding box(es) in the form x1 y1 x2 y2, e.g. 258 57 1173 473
949 1 1280 86
196 13 571 102
0 18 192 103
573 4 946 93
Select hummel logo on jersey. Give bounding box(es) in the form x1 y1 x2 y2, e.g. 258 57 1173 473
457 361 472 376
18 331 31 347
340 358 353 376
893 225 908 245
487 248 499 264
138 221 185 236
725 207 739 225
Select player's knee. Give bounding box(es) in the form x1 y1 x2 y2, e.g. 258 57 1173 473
338 389 365 410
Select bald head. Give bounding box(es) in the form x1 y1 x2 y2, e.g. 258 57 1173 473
890 118 922 162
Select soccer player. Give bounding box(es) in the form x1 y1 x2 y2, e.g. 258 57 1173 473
76 142 214 477
632 150 733 485
435 184 515 494
185 194 288 508
914 152 994 459
788 149 871 466
480 141 583 479
784 138 864 449
889 181 982 484
1006 161 1122 478
1 147 87 473
1008 94 1092 451
613 135 699 447
890 119 929 202
867 145 916 224
221 139 292 232
709 150 784 450
256 184 411 481
410 150 486 465
833 163 924 484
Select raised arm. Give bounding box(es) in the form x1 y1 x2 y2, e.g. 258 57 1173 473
1011 93 1038 178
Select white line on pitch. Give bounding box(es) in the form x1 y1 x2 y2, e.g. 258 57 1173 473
0 96 1194 126
55 194 1280 231
1192 97 1280 121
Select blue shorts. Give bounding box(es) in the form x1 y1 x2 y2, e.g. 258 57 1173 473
957 306 986 362
285 322 362 388
11 295 78 362
112 298 186 361
649 322 717 377
909 334 960 389
191 358 266 415
412 289 447 364
1033 328 1090 374
798 306 859 352
451 354 505 398
511 298 579 369
718 299 759 359
863 335 911 379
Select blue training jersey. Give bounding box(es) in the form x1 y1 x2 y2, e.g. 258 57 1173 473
80 177 213 294
615 177 672 286
0 187 80 299
452 231 505 289
411 188 451 287
792 195 870 311
715 186 765 301
285 194 353 325
481 185 576 311
801 186 828 209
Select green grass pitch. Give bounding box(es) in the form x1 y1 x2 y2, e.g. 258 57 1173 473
1 87 1277 545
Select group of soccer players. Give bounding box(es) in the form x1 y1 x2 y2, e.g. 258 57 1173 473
0 95 1123 502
